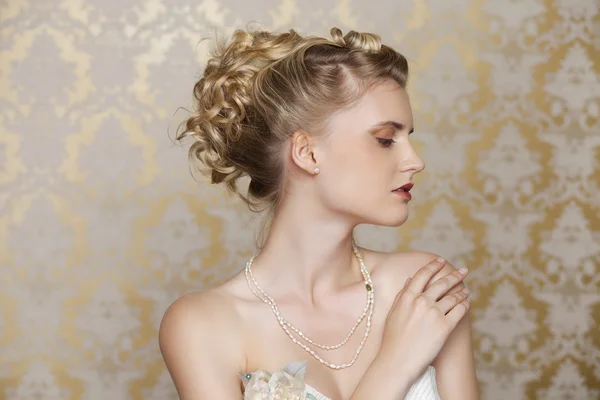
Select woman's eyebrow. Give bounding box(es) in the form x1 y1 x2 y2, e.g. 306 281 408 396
371 120 414 134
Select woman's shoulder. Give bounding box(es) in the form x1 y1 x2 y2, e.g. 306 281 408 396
363 248 461 296
159 276 250 373
158 274 261 396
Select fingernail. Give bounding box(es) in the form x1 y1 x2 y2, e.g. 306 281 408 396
436 257 445 264
458 267 468 275
462 287 470 295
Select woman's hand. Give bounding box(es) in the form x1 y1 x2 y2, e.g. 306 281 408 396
379 257 470 382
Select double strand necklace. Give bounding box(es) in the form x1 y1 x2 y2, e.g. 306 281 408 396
244 242 374 370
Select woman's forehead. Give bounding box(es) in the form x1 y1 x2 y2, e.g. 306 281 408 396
328 82 414 133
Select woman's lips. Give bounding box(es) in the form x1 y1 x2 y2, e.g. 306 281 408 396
393 188 412 200
392 182 413 201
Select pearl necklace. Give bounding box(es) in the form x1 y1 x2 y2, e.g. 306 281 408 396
244 242 374 370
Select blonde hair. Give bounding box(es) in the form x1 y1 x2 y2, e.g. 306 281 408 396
177 27 409 211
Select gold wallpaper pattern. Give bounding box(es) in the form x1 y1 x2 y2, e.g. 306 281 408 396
0 0 599 399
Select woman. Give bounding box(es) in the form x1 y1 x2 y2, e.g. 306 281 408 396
159 27 479 399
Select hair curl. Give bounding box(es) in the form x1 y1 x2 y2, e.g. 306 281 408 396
177 27 409 212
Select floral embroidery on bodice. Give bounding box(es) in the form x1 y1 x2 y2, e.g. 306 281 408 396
241 360 440 399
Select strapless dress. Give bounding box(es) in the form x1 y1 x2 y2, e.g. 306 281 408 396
241 360 440 399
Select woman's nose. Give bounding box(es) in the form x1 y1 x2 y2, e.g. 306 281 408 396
400 145 425 173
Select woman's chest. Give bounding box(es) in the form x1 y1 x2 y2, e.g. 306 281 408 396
242 302 391 399
239 266 403 399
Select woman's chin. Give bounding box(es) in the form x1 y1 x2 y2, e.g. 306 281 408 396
368 211 409 228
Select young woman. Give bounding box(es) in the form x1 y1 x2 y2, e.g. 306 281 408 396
159 27 479 400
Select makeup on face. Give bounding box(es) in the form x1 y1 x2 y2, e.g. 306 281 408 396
368 120 414 149
364 120 418 202
392 182 413 201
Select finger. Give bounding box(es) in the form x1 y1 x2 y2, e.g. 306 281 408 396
436 288 469 314
445 298 471 327
391 277 412 309
423 267 468 302
406 258 446 294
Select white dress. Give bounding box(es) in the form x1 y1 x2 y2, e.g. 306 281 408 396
241 361 441 400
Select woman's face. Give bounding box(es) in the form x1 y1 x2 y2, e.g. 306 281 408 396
314 79 425 227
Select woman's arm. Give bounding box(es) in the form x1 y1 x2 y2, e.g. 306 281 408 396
159 292 244 399
432 304 479 399
350 353 415 399
430 262 480 399
352 255 473 399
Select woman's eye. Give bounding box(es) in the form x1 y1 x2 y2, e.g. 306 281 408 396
376 138 395 148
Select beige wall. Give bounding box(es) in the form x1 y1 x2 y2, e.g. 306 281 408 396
0 0 599 399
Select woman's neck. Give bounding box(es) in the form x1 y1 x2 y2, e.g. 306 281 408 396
249 197 364 306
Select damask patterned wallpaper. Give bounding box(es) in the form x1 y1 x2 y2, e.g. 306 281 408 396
0 0 598 399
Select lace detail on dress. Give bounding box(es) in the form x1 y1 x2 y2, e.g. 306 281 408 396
241 361 440 400
241 361 308 400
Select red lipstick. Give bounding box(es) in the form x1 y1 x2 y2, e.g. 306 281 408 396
392 182 413 200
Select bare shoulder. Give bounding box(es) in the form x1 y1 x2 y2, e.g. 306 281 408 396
159 287 245 354
364 249 465 298
159 282 246 399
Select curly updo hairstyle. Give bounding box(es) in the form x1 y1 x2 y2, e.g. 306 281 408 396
177 27 409 212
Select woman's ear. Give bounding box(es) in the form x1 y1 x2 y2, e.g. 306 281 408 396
290 130 320 174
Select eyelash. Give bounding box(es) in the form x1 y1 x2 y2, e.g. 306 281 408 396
376 138 395 148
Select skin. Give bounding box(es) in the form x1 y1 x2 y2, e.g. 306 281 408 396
159 79 479 399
